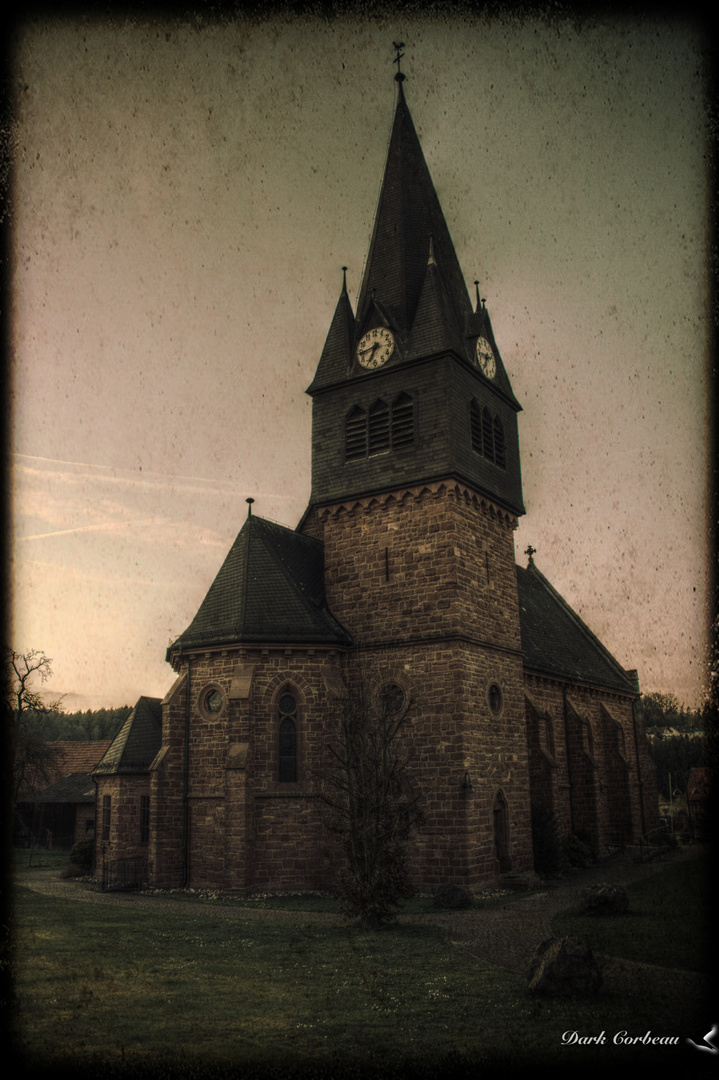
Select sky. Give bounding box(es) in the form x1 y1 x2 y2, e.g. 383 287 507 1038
10 11 712 710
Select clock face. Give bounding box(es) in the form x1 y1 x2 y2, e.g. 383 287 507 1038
476 336 496 379
356 327 395 369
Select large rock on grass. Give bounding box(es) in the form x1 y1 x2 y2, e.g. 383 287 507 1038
578 883 629 915
528 936 603 996
433 884 472 909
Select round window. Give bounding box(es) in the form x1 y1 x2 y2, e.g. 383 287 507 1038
203 687 224 716
279 693 297 715
488 683 503 715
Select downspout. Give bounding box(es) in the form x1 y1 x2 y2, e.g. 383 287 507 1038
630 696 647 836
562 683 576 834
182 652 191 887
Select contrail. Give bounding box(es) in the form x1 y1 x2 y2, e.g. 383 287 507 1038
17 518 162 542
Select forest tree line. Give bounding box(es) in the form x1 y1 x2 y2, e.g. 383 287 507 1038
33 705 132 743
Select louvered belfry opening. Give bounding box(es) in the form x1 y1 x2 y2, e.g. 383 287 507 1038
391 392 414 448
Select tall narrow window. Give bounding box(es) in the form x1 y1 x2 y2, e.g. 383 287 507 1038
368 400 390 454
140 795 150 843
391 393 414 448
482 407 494 462
493 415 506 468
278 692 298 782
345 405 367 461
102 795 111 841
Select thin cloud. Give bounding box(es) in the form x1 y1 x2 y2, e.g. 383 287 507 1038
16 517 164 542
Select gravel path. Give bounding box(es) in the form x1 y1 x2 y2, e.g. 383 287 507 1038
14 845 708 1003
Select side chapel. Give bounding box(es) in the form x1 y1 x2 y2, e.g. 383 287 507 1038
94 64 659 892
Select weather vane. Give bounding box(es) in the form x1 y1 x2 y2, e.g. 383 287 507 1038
393 41 405 82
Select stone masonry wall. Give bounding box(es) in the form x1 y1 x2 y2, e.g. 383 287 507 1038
523 674 660 852
93 773 150 876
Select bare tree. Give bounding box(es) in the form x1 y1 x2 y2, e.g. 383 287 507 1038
319 675 424 928
6 649 64 808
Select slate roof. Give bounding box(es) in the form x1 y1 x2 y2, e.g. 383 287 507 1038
33 772 97 804
517 561 636 695
167 515 351 655
93 696 162 775
355 79 472 343
306 272 356 393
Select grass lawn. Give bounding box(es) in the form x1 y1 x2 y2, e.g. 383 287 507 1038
13 847 72 872
10 855 712 1078
551 849 712 972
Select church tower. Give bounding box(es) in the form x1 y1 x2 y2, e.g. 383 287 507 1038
302 67 533 886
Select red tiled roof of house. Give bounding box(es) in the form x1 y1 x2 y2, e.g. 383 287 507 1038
52 741 113 778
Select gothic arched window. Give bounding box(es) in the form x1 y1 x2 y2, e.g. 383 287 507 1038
278 691 298 783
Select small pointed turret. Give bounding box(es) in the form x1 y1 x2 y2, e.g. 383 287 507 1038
307 266 357 392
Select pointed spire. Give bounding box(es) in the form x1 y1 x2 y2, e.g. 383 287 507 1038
355 84 472 341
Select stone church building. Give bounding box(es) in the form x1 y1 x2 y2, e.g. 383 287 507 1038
93 72 659 893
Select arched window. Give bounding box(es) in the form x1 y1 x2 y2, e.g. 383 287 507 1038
493 790 512 871
368 400 390 454
391 393 414 449
345 405 367 461
380 682 405 716
278 691 298 783
493 416 506 468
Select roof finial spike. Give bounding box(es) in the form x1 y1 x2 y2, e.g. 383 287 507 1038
525 545 536 567
474 280 481 313
341 265 348 293
246 497 255 518
393 41 406 84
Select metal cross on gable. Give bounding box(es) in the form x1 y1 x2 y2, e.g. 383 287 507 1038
525 545 537 566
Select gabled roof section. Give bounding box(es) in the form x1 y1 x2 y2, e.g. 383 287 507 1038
307 271 356 393
517 561 637 695
52 741 113 776
404 240 468 361
167 515 351 654
355 81 473 344
93 696 162 776
34 773 97 804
